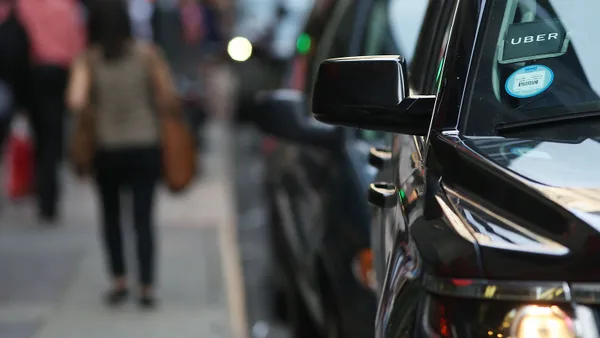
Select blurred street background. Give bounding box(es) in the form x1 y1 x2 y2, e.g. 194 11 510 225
0 0 411 337
0 121 242 338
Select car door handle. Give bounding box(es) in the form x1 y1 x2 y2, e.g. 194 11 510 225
368 147 392 170
368 182 398 209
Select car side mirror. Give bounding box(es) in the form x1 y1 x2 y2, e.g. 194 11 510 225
312 55 436 135
253 89 340 148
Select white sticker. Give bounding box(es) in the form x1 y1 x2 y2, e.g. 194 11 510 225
505 65 554 98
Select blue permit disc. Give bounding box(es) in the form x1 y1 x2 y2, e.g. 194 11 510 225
505 64 554 99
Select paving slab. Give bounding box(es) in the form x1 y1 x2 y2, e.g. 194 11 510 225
0 121 245 338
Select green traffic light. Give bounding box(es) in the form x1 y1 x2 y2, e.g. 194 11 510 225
296 33 312 54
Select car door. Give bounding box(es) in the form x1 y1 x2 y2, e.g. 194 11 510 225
374 0 462 336
271 0 368 310
319 0 402 298
360 0 429 295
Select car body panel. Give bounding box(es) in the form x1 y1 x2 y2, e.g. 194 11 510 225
264 0 380 336
357 0 600 337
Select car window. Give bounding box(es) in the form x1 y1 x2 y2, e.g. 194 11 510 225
326 0 357 58
363 0 387 55
464 0 600 135
309 0 356 70
387 0 428 63
409 0 457 95
361 0 428 62
356 0 428 144
305 0 356 112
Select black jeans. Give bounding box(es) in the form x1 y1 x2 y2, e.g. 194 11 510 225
94 146 161 286
28 65 68 218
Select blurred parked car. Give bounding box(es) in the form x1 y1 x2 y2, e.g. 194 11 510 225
229 0 314 121
313 0 600 337
251 0 428 337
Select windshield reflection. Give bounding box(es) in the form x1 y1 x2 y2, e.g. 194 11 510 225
465 0 600 135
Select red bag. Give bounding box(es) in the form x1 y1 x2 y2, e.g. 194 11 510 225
6 116 34 199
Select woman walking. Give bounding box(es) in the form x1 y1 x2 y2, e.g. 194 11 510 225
66 0 177 309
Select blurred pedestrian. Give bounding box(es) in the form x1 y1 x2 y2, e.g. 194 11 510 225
128 0 155 42
0 0 28 148
66 0 177 309
180 0 201 43
16 0 86 223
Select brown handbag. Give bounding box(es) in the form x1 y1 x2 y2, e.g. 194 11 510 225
69 55 96 178
144 46 197 193
70 104 96 177
157 102 197 193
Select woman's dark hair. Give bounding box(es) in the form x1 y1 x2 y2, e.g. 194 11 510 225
86 0 132 60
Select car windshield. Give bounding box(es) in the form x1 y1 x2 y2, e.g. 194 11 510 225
463 0 600 135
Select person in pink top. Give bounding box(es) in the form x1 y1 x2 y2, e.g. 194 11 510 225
16 0 86 223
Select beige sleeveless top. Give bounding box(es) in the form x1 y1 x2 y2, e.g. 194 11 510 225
91 43 159 149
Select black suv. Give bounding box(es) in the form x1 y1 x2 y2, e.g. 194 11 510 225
313 0 600 337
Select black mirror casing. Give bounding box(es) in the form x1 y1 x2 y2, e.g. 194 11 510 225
312 55 435 135
253 89 340 148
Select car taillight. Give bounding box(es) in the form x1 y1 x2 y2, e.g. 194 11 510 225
420 276 600 337
352 249 377 291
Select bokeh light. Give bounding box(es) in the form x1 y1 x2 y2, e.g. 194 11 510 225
227 37 253 62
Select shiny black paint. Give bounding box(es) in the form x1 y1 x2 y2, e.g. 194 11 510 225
314 0 600 336
262 0 381 337
369 0 500 335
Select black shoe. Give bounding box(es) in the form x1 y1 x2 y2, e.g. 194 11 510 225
104 289 129 307
139 295 158 310
38 211 58 225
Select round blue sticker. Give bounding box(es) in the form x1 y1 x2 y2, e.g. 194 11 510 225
505 65 554 99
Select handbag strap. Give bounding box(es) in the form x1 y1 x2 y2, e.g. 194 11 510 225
84 48 98 108
138 42 181 120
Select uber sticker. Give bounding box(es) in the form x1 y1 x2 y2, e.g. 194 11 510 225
500 19 568 64
505 65 554 98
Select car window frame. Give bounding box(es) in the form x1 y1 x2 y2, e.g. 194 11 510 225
307 0 359 96
409 0 459 95
306 0 378 145
357 0 431 146
352 0 401 144
408 0 460 153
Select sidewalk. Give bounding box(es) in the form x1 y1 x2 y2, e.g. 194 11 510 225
0 121 246 338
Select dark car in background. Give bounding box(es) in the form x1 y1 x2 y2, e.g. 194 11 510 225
359 0 428 297
229 0 314 121
251 0 429 337
312 0 600 337
254 0 380 337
